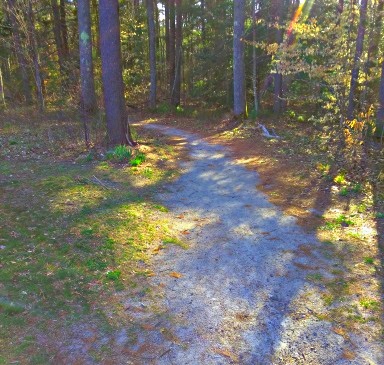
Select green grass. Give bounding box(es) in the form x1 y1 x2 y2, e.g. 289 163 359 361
0 110 183 363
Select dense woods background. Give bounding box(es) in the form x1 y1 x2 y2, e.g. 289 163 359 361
0 0 383 139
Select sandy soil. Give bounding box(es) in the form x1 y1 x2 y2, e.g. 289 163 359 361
135 124 383 365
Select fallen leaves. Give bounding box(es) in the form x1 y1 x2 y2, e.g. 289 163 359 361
169 271 183 279
213 348 239 362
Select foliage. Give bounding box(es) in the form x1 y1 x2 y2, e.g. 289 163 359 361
106 145 133 162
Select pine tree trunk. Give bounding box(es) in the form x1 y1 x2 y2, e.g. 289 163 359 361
91 0 100 56
27 0 44 112
60 0 69 57
165 0 170 63
233 0 245 117
7 0 32 104
0 66 6 108
378 60 384 127
99 0 135 146
273 0 284 114
171 0 182 106
51 0 67 82
78 0 97 145
201 0 205 42
169 0 176 99
147 0 157 108
252 0 258 114
347 0 368 120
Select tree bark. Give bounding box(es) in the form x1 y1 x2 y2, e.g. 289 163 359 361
78 0 97 145
27 0 44 111
233 0 246 117
51 0 66 78
272 0 284 114
378 60 384 127
252 0 259 114
78 0 97 112
91 0 100 56
347 0 368 120
7 0 32 104
0 66 6 108
147 0 157 108
60 0 69 57
171 0 182 106
201 0 205 42
99 0 135 146
169 0 176 99
164 0 170 64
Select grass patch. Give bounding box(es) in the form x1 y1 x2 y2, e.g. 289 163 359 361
0 108 182 363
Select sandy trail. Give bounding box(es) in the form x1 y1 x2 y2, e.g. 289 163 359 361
139 124 382 365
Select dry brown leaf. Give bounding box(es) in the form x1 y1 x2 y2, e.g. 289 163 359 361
176 215 184 219
332 327 347 337
169 271 183 278
182 230 190 235
342 349 356 360
146 271 156 277
213 348 239 362
141 323 156 331
153 245 163 253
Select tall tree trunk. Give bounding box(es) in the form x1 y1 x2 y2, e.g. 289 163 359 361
171 0 182 106
91 0 100 56
272 0 284 114
78 0 97 145
60 0 69 57
27 0 44 111
201 0 205 42
99 0 135 146
7 0 32 104
147 0 157 108
233 0 245 117
0 66 6 108
169 0 175 99
164 0 170 63
51 0 67 81
252 0 258 114
378 60 384 129
347 0 368 120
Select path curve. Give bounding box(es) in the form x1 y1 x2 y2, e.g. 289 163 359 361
143 124 381 365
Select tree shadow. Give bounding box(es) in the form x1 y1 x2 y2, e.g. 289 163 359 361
142 124 350 364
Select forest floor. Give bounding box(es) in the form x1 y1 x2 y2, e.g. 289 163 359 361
0 108 383 364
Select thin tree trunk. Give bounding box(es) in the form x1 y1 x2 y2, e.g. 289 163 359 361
27 0 44 112
7 0 32 104
378 60 384 127
252 0 258 114
169 0 175 99
60 0 69 57
171 0 182 106
0 67 6 108
233 0 245 117
273 0 284 114
347 0 368 120
99 0 135 146
147 0 157 108
164 0 170 63
201 0 205 42
51 0 66 81
91 0 100 56
78 0 97 146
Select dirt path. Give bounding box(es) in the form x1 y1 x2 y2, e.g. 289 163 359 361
142 124 382 365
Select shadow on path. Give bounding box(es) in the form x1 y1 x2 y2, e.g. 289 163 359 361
143 124 356 365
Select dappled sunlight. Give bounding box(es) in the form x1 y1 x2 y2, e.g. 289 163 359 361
141 124 364 364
